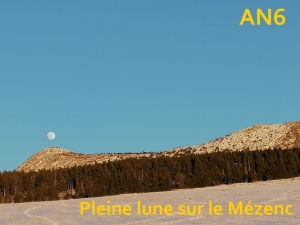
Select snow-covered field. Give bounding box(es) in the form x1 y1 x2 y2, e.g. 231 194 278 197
1 178 300 225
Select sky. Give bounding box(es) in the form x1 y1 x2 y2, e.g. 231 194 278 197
0 1 299 171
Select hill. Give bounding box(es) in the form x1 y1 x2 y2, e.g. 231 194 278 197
168 121 300 155
16 147 154 172
16 121 300 172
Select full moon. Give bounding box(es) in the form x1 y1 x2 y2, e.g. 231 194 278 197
47 132 55 140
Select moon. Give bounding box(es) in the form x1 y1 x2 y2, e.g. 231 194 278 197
47 132 55 140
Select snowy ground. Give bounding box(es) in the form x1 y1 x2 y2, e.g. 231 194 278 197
1 177 300 225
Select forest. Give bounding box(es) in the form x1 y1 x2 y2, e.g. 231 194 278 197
0 148 300 204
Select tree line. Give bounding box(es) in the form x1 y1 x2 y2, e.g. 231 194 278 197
0 148 300 204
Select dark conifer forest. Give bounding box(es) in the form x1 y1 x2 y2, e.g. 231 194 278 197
0 148 300 204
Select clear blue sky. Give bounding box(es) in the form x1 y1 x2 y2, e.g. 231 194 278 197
0 1 299 171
